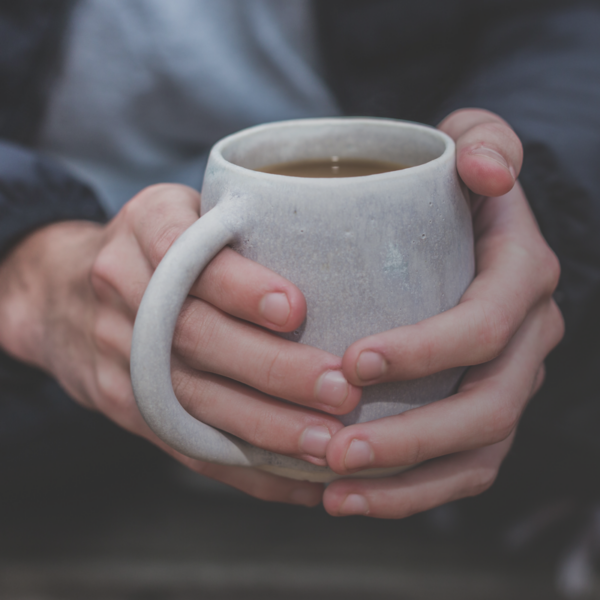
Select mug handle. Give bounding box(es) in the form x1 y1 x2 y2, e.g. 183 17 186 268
131 206 328 477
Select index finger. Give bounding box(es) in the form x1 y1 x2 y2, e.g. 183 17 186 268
439 108 523 198
100 184 307 333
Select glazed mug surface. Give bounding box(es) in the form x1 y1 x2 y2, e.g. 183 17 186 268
131 118 475 482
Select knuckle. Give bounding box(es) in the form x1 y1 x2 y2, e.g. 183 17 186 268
468 465 499 496
539 247 561 296
90 244 118 289
130 183 198 211
489 400 520 444
127 185 200 268
476 120 511 139
391 426 427 466
260 348 287 391
404 434 427 466
392 495 419 519
412 326 436 374
96 370 131 415
173 299 219 358
92 314 112 353
247 413 278 450
547 300 565 347
476 301 513 362
145 221 186 268
171 365 209 414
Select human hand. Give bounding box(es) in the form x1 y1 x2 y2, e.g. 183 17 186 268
0 184 366 506
321 109 565 518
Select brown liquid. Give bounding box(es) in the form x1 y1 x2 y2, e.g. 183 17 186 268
257 157 407 178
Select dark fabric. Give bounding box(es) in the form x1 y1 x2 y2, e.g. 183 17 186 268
0 140 107 259
314 0 473 123
0 0 74 145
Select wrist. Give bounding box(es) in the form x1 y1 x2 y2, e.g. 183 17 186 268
0 220 103 370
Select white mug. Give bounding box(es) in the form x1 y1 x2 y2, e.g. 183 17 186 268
131 118 474 482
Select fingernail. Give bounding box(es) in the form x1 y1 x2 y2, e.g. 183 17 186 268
290 487 319 506
344 439 374 471
468 146 512 176
314 371 349 408
356 351 387 381
259 292 290 326
339 493 370 516
299 426 331 459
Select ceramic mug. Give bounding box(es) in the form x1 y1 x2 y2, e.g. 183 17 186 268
130 118 475 482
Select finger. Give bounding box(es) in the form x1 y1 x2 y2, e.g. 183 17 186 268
124 184 307 332
328 299 563 475
342 184 561 384
169 453 324 507
323 435 512 518
92 351 143 433
190 247 306 332
438 108 523 197
173 297 362 415
172 357 346 463
127 184 202 269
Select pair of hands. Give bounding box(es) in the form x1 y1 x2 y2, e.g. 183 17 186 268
0 109 564 518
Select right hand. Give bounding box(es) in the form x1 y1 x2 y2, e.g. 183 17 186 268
0 184 362 505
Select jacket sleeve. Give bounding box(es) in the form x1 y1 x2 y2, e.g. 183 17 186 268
0 140 107 257
430 2 600 354
0 140 108 444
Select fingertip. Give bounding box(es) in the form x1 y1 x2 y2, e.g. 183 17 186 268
341 339 373 386
322 481 370 517
458 148 516 198
325 427 361 475
313 370 362 415
342 337 390 386
321 482 346 516
256 279 307 333
277 285 307 333
259 292 291 327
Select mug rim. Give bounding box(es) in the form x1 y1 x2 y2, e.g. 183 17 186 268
210 117 455 184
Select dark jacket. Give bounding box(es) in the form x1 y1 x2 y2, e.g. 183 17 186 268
1 0 600 457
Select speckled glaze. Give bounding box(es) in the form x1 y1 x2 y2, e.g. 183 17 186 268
131 118 475 482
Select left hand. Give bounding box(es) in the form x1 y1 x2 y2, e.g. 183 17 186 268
321 109 565 518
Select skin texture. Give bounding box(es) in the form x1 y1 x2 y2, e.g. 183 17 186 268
0 109 564 516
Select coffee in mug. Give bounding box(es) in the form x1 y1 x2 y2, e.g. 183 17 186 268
258 157 407 178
